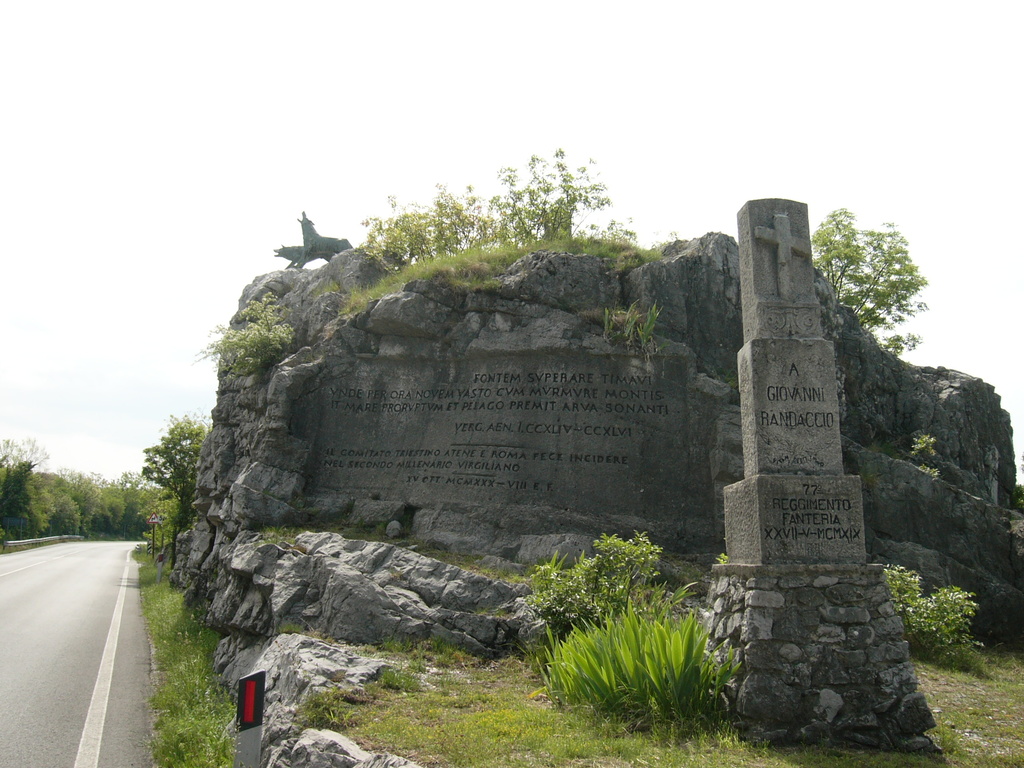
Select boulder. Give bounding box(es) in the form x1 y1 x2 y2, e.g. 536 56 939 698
205 531 539 658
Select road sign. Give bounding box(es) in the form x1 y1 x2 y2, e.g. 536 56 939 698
234 670 266 768
147 514 163 525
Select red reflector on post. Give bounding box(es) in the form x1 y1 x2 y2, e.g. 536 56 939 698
243 680 256 723
236 671 266 732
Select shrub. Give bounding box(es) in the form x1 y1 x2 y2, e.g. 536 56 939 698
362 185 496 266
527 532 663 639
910 433 937 457
202 295 294 376
910 433 941 479
539 604 738 730
361 149 633 270
884 565 979 665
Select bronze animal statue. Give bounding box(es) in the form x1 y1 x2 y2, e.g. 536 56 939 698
274 212 353 269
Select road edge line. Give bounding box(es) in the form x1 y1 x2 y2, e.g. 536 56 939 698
73 549 131 768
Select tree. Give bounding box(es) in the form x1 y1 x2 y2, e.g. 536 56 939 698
0 460 35 533
0 439 49 535
45 492 81 535
491 148 612 244
811 208 928 355
57 469 102 534
362 185 496 266
360 149 628 267
142 414 210 566
0 437 49 470
113 471 161 539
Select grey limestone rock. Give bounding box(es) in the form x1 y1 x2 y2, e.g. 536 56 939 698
205 531 539 658
175 230 1021 640
270 729 422 768
498 250 621 312
227 633 422 768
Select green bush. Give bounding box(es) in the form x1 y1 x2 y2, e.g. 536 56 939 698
202 295 295 376
884 565 979 665
910 433 941 479
539 604 738 730
527 532 663 639
362 184 496 266
360 149 633 270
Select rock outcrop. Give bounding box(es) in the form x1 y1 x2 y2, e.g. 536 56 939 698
228 633 423 768
203 531 539 660
175 238 1021 640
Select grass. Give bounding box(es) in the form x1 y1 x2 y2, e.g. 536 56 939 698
341 236 662 316
342 244 529 314
316 640 1024 768
916 647 1024 766
539 608 738 732
136 553 234 768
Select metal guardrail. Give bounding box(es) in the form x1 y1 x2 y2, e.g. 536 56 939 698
1 535 85 550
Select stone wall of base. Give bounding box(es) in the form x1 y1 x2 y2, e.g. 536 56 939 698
705 563 937 751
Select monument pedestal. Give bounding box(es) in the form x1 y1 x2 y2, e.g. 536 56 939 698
709 199 937 750
724 474 865 565
706 564 937 751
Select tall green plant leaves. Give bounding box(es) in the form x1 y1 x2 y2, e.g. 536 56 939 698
540 605 738 729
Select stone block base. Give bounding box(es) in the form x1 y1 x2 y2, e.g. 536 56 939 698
724 474 865 565
705 563 938 751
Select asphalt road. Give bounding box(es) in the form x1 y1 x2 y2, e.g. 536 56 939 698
0 542 153 768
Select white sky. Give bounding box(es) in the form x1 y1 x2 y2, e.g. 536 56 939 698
1 1 1021 482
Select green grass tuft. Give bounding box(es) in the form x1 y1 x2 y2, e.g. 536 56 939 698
298 686 376 730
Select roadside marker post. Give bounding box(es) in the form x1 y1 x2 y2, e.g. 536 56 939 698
233 670 266 768
146 514 163 560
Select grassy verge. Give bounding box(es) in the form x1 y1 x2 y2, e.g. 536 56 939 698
916 647 1024 765
317 639 1021 768
136 554 234 768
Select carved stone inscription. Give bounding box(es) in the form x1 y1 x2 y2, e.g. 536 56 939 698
298 356 689 517
724 475 865 564
738 337 843 476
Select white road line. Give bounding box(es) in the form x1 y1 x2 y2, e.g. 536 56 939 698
73 550 131 768
0 552 73 579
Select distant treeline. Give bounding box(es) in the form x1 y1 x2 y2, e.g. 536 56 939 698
1 439 163 541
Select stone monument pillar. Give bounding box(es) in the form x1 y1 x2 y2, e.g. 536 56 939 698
706 199 937 751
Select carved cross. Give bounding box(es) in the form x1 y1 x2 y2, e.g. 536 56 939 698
755 212 812 302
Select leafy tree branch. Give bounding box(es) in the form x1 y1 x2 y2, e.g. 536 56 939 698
812 208 928 355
